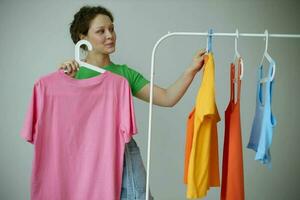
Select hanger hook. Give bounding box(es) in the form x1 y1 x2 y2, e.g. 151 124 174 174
234 29 243 80
235 29 239 54
75 40 93 62
264 30 269 54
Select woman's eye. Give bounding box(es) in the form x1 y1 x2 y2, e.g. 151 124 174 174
97 30 104 34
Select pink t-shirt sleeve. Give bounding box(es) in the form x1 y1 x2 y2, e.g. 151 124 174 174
20 80 43 144
119 81 138 143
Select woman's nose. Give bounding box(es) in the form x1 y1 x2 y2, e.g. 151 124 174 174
105 30 113 39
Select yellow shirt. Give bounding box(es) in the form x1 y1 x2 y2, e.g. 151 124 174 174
187 52 221 199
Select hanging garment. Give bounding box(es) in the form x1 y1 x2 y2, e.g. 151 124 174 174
221 59 245 200
185 52 221 199
247 62 277 168
20 69 137 200
184 108 195 184
75 62 153 199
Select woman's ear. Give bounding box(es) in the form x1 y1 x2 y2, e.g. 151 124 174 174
79 34 86 40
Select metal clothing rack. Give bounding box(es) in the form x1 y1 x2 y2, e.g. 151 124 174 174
145 30 300 200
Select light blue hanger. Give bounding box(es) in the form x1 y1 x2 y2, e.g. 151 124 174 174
206 28 213 52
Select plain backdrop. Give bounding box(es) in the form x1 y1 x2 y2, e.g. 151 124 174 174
1 0 300 199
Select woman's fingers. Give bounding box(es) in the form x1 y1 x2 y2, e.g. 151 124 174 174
65 63 73 74
59 63 66 70
59 59 79 74
194 49 206 58
71 59 79 71
193 49 205 61
197 49 206 56
75 60 80 69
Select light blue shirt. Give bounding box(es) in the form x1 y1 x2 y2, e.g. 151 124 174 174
247 62 277 169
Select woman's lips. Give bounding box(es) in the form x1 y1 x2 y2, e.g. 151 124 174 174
105 43 114 47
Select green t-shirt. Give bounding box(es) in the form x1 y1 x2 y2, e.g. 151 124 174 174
75 62 149 96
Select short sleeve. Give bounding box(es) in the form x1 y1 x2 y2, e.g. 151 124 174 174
123 65 149 96
119 80 138 143
20 80 43 144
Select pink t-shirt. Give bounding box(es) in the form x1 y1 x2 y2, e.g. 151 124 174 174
20 69 137 200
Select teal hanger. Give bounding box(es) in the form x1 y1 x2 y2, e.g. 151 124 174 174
206 28 213 52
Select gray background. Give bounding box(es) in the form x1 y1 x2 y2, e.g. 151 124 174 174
1 0 300 199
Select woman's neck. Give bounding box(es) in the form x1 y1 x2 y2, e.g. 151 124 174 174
85 51 112 67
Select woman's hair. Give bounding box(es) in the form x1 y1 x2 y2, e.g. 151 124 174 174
69 5 114 44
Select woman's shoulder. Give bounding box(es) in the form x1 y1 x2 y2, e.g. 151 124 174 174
111 63 139 74
112 63 132 69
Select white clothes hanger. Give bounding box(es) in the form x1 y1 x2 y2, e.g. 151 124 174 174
259 30 276 83
233 29 244 80
74 39 106 74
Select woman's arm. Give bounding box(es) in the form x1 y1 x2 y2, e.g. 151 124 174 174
135 49 206 107
59 49 206 107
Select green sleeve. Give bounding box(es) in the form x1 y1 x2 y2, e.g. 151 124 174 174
122 65 149 96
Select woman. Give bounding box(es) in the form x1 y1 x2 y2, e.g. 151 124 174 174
60 5 206 200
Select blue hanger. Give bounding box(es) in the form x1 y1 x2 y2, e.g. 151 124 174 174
206 28 213 52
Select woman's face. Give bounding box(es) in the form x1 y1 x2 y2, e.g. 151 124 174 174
81 14 116 55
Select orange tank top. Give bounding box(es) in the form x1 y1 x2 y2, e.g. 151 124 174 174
221 59 245 200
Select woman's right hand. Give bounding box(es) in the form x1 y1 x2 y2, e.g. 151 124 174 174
59 59 79 77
